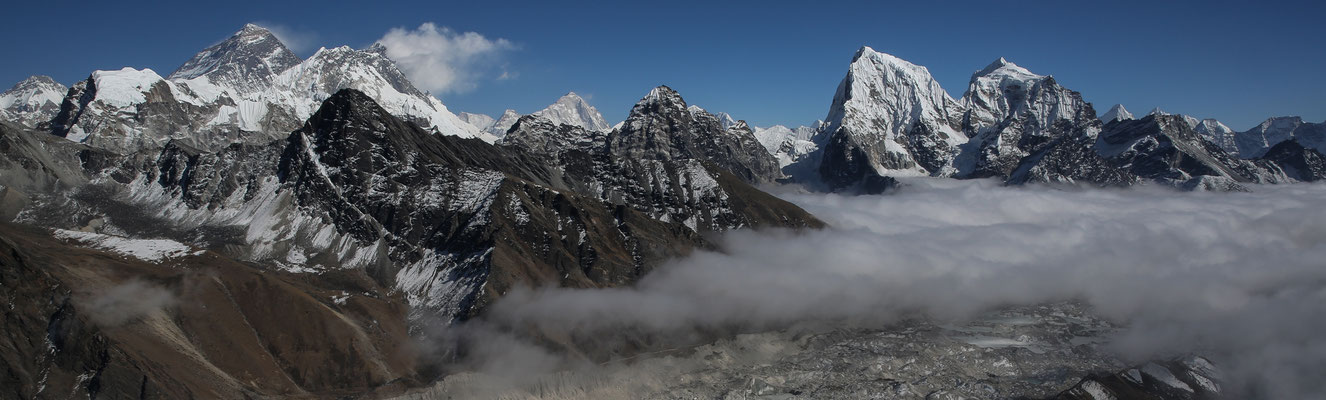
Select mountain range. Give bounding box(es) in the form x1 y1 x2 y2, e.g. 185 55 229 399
0 23 1318 398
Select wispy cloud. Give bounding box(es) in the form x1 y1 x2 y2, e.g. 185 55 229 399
375 23 517 94
81 279 176 327
254 22 319 55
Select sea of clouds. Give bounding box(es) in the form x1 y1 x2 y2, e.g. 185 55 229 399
422 179 1326 398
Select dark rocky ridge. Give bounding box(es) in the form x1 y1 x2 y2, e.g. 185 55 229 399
607 86 782 184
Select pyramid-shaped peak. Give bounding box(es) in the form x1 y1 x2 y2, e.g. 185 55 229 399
169 23 301 84
974 57 1040 80
554 92 589 104
1100 104 1134 123
534 91 610 130
240 23 270 33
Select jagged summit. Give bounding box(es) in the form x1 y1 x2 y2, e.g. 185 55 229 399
955 56 1095 179
1100 104 1134 123
1145 107 1201 129
1 75 67 127
168 23 301 96
531 91 610 131
611 85 781 183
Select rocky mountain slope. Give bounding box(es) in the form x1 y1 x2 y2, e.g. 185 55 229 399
0 221 420 399
0 85 822 397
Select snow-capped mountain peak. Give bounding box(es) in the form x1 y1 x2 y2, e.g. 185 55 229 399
714 111 738 130
823 46 962 141
974 57 1040 81
1194 118 1237 153
1100 104 1134 123
0 75 67 127
1236 116 1326 158
168 23 300 97
271 44 491 142
815 46 966 184
487 109 521 137
531 91 610 131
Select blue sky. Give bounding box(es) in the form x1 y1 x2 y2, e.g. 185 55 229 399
3 0 1323 130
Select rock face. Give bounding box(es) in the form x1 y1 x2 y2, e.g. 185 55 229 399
1009 114 1282 190
0 75 68 128
45 24 490 155
1258 139 1326 182
608 86 783 184
1194 118 1237 154
1236 116 1326 159
532 92 611 131
1052 356 1223 400
1094 115 1280 187
817 47 967 189
955 58 1099 179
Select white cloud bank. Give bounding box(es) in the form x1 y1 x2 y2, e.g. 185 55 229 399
435 179 1326 398
376 23 515 95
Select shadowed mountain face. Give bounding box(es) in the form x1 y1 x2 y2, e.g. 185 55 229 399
0 87 824 397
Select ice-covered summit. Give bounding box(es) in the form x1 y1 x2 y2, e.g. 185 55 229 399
1100 104 1134 123
817 46 966 185
0 75 67 127
531 92 610 131
169 23 301 97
